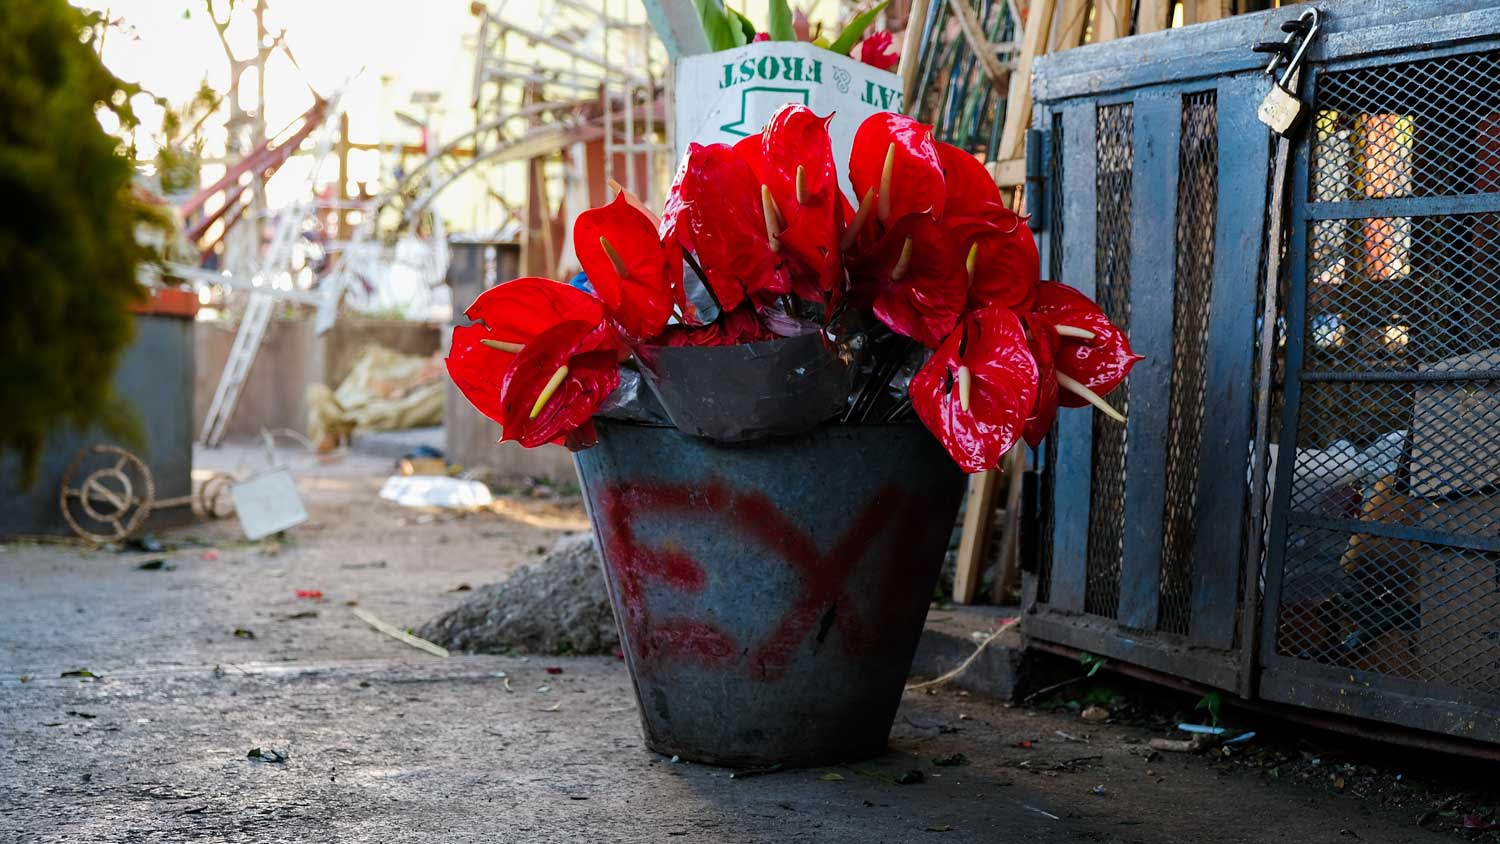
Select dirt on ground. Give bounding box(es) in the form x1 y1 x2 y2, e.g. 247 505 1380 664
0 443 1489 843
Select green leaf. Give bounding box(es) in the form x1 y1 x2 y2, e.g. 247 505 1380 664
693 0 740 51
727 6 754 46
828 0 889 56
767 0 796 40
1195 691 1223 727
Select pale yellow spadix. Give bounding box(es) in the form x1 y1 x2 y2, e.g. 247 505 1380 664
530 365 569 420
957 365 972 413
1055 325 1097 341
841 187 876 252
877 142 896 221
891 237 914 281
761 184 783 251
1056 371 1125 422
480 339 524 354
599 237 629 278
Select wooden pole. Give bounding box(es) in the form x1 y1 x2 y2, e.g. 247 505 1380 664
898 0 932 115
997 0 1056 163
1136 0 1172 33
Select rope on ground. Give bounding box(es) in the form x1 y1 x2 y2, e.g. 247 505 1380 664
905 616 1020 692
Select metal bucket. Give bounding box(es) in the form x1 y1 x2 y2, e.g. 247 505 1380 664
575 419 966 767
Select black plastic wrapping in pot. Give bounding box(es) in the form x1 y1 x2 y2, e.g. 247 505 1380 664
634 332 855 442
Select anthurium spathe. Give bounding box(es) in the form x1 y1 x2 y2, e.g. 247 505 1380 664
752 105 845 301
575 192 680 341
858 30 899 71
661 142 792 313
849 213 966 348
911 307 1040 472
498 320 622 448
847 113 945 237
1018 312 1060 447
446 278 619 429
1031 281 1141 416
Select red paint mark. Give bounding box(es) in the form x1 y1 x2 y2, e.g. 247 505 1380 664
595 477 920 680
600 484 730 665
545 667 563 675
296 589 323 600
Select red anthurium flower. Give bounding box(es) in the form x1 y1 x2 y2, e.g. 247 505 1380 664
1019 312 1059 446
956 213 1040 310
499 320 621 448
911 307 1040 473
848 113 945 240
756 105 844 301
935 141 1007 223
446 278 616 427
857 30 899 71
575 192 680 341
660 142 791 313
849 214 966 348
1031 281 1141 407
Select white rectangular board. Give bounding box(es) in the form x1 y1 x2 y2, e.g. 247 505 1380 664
231 468 309 541
675 42 903 200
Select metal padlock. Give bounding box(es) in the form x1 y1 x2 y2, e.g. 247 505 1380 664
1256 8 1321 137
1258 78 1308 137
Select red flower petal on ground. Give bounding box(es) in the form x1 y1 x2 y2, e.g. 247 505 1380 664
1019 312 1059 446
849 113 945 232
446 278 609 425
574 192 680 341
662 142 791 312
1031 281 1141 405
857 30 900 71
849 214 966 348
911 307 1039 473
499 321 621 448
956 213 1040 310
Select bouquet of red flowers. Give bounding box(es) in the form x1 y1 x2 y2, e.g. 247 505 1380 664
447 105 1139 472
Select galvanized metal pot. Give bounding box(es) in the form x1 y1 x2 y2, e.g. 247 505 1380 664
575 419 965 768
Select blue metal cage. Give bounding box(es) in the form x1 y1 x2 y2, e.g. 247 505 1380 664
1026 0 1500 746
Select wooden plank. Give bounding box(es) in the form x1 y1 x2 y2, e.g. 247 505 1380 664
1115 93 1181 631
952 470 1002 604
1188 75 1271 649
1047 102 1098 613
989 157 1026 187
991 446 1028 603
1091 0 1130 42
1136 0 1173 33
997 0 1056 161
947 0 1010 89
898 0 933 115
1182 0 1224 24
1050 0 1090 51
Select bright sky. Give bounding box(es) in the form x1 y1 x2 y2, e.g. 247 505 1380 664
75 0 859 231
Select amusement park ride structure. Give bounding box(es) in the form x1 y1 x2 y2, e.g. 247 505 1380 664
172 0 673 447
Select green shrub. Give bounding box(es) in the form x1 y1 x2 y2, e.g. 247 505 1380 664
0 0 150 485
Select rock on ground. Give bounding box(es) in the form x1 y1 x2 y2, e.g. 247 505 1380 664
418 532 619 655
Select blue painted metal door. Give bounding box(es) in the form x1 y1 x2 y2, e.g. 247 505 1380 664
1028 6 1283 692
1257 6 1500 745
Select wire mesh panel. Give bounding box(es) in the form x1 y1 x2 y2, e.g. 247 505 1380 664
1270 48 1500 709
1084 102 1134 619
1158 92 1219 635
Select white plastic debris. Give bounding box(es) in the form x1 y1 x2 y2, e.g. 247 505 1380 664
378 475 493 510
